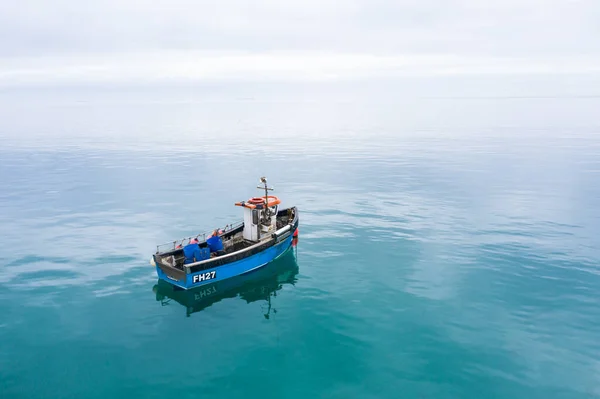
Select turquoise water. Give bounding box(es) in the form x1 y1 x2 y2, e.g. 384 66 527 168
1 83 600 398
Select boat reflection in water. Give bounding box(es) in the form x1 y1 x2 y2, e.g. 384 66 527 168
152 237 299 317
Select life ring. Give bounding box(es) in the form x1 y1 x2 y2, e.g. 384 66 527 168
235 195 281 209
262 196 281 208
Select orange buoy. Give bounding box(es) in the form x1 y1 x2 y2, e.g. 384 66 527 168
235 195 281 209
248 197 265 205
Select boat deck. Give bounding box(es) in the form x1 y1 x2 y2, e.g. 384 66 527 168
155 208 296 272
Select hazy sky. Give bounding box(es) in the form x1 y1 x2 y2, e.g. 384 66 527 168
1 0 599 85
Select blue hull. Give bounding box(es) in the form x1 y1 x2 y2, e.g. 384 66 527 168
155 231 295 290
153 243 299 317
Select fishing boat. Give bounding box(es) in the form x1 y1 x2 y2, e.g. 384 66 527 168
152 239 299 317
151 177 299 290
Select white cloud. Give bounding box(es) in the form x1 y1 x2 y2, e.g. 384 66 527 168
1 51 599 87
0 0 599 85
2 0 599 55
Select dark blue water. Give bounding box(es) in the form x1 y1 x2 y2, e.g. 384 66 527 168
1 82 599 398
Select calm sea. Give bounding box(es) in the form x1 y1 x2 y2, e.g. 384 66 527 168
1 80 599 398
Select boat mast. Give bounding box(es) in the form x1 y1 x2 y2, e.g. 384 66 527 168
261 176 268 203
258 176 274 214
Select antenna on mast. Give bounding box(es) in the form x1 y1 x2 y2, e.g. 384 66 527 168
257 176 274 201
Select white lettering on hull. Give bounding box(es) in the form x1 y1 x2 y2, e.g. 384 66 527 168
193 271 216 284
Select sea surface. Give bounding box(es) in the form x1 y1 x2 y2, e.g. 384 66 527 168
1 79 599 398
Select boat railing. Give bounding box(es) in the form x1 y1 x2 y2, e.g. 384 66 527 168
155 220 244 254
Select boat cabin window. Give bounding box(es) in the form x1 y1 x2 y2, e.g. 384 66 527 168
252 209 258 225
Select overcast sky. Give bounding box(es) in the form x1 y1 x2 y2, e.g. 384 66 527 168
1 0 599 85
